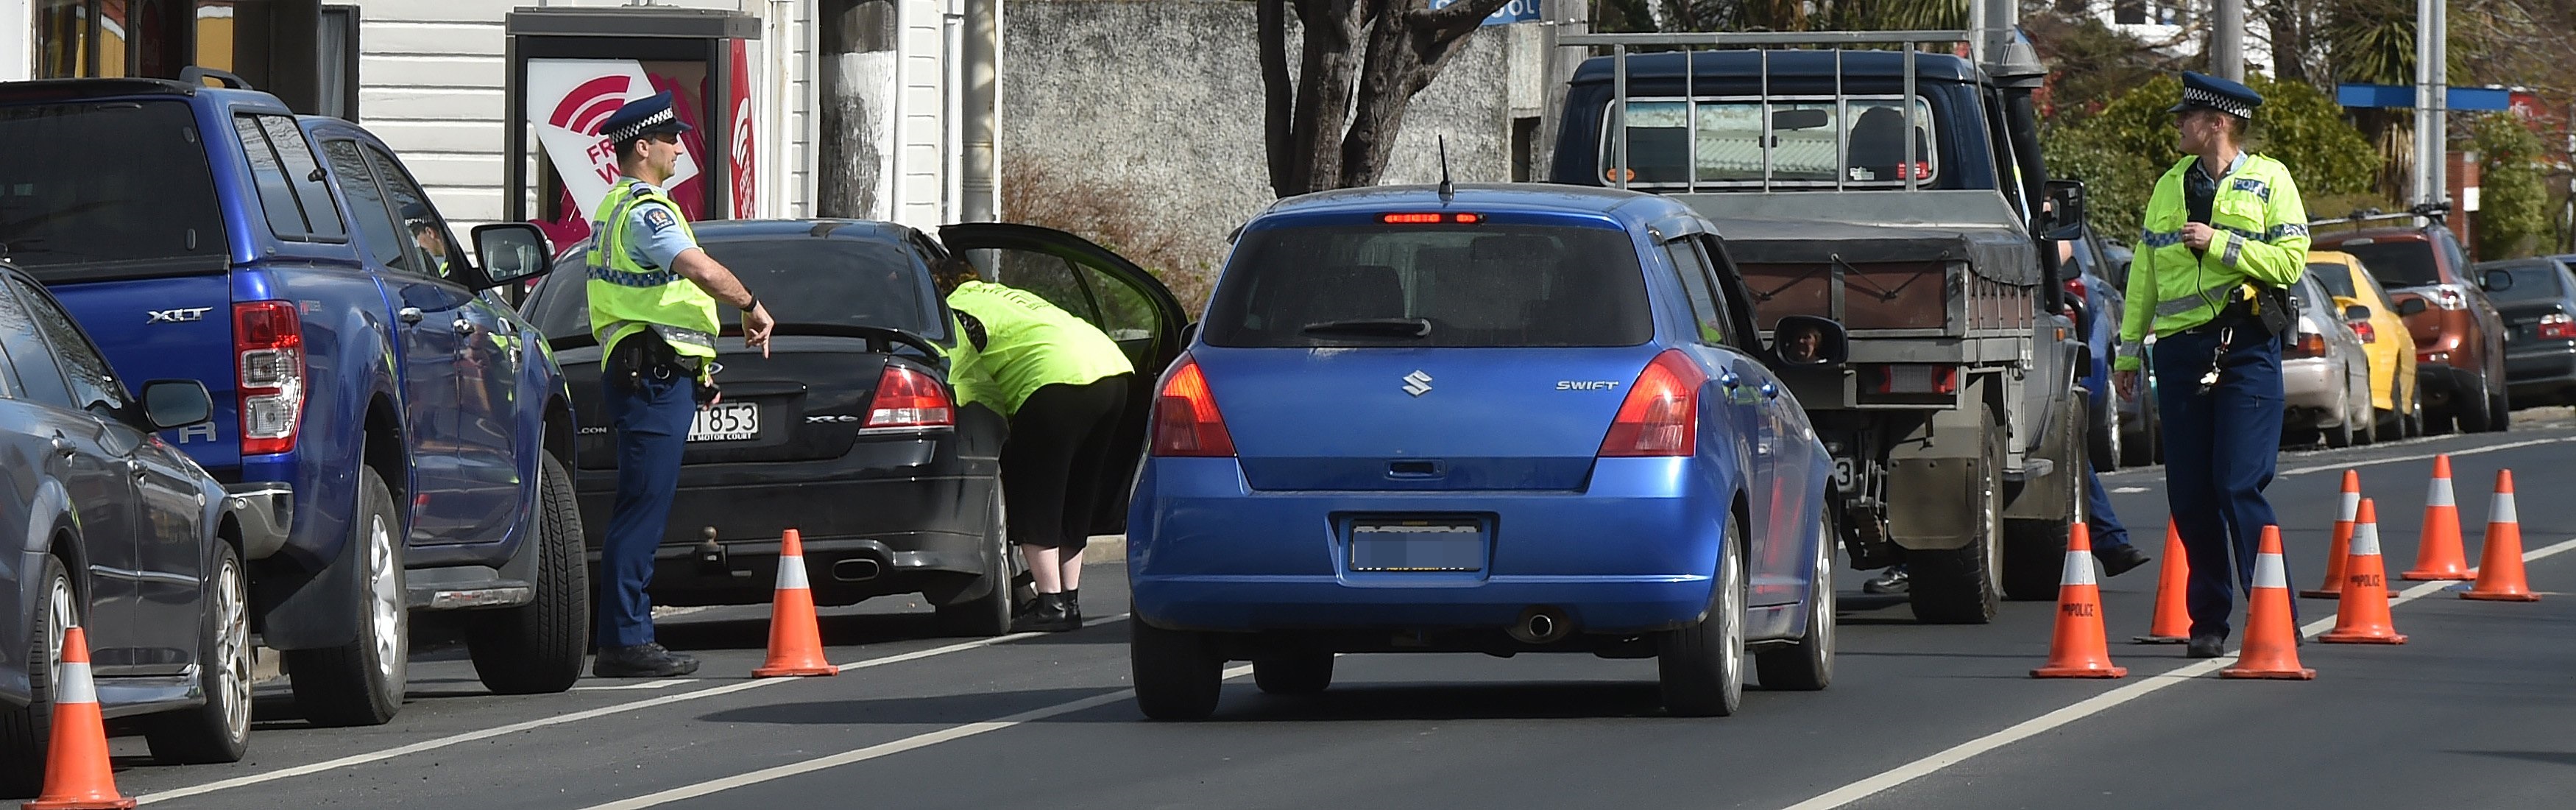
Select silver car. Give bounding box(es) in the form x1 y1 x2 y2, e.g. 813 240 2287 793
2283 272 2377 447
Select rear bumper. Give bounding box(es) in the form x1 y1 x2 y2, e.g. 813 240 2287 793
592 531 990 607
222 482 294 560
2281 358 2350 426
2505 342 2576 395
2416 362 2481 406
1128 456 1723 635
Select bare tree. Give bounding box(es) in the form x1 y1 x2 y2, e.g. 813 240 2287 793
1259 0 1515 197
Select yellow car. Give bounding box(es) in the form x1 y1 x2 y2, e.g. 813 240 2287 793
2307 250 2424 437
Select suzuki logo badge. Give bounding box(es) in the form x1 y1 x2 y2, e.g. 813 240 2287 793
146 307 214 324
1401 370 1434 397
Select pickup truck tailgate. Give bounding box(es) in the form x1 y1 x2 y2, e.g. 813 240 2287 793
46 274 239 468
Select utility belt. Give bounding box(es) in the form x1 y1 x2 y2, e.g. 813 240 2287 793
2176 283 2290 396
606 330 719 405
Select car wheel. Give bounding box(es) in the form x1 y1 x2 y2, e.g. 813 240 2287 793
2088 396 2119 473
1660 516 1747 717
1131 619 1223 720
2325 414 2354 448
2488 384 2512 432
286 468 408 727
2120 392 2159 468
2455 372 2496 433
936 480 1014 636
144 543 252 764
1252 654 1334 695
467 454 590 695
1909 410 2003 624
1755 501 1836 691
0 556 72 797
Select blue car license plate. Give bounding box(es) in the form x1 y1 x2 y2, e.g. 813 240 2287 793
1348 518 1486 572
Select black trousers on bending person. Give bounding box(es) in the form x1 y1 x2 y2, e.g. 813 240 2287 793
1002 376 1131 552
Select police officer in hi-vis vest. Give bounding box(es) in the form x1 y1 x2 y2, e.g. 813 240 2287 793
2109 72 2311 659
587 91 776 677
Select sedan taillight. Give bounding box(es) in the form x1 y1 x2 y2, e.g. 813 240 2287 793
863 364 954 429
2540 313 2576 341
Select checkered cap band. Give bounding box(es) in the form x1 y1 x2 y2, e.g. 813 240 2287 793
2182 86 2254 119
604 108 677 144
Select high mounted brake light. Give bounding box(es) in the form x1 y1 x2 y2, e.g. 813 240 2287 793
1379 213 1480 225
1599 350 1706 457
236 301 305 456
1151 356 1235 457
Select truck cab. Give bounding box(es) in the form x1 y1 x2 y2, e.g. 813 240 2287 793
1548 32 2089 624
0 71 585 725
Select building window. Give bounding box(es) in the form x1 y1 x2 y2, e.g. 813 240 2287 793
317 5 359 120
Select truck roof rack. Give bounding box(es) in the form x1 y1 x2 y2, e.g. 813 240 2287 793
2309 202 2451 232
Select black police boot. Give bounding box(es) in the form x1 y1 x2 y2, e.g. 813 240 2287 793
1061 588 1082 627
1012 593 1078 633
2184 635 2226 659
2095 543 2153 577
593 642 701 677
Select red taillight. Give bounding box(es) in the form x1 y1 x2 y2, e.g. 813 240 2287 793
863 364 954 429
2289 332 2328 357
2540 313 2576 340
2350 320 2377 343
236 300 305 456
1599 350 1707 457
1151 356 1235 457
2062 275 2087 303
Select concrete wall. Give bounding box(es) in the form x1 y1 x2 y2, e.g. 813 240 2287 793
1002 0 1540 293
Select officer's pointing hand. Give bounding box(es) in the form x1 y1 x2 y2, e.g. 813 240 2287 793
2181 222 2217 251
743 303 776 359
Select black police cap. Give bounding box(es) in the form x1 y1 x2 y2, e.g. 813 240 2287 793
596 91 693 144
2169 71 2262 119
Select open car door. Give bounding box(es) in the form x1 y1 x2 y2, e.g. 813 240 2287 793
937 223 1191 536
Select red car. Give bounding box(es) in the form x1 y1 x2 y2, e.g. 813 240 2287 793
2309 214 2513 434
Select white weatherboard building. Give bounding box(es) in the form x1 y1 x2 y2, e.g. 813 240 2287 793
4 0 997 236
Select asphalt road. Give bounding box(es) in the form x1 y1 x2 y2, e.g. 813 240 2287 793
94 409 2576 809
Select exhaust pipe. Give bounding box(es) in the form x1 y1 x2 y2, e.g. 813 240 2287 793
1506 605 1573 644
831 558 882 582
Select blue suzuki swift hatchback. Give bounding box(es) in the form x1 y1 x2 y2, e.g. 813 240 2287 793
1128 184 1847 719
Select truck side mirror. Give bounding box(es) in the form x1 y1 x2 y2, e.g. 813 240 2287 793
2042 179 2088 241
470 224 556 290
1767 314 1849 367
2396 297 2430 317
140 379 214 431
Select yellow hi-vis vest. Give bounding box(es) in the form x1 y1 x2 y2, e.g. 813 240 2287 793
2114 152 2310 371
587 180 721 364
945 281 1133 415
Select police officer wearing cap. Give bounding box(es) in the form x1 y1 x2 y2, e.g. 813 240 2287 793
2110 72 2311 659
587 91 776 677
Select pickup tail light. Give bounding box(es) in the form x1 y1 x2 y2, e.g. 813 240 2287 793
1151 356 1236 457
1865 364 1960 395
863 364 954 429
1599 349 1708 457
2426 286 2470 311
2541 313 2576 341
236 301 305 456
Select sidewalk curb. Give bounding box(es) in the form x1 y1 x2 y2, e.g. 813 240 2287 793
1082 535 1126 564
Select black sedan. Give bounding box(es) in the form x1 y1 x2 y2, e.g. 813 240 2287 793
2485 256 2576 406
520 220 1183 635
1 263 289 797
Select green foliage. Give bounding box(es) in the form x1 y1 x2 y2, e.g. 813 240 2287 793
2028 15 2170 126
2040 74 2379 242
2469 113 2551 258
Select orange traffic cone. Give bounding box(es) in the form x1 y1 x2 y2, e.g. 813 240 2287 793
2302 471 2363 599
2134 520 2192 644
2222 526 2316 680
2463 470 2540 602
2320 499 2407 644
2404 454 2474 580
2034 523 2128 678
24 626 135 810
751 529 838 677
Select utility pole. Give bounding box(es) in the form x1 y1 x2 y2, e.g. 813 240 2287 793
2212 0 2245 80
2416 0 2447 206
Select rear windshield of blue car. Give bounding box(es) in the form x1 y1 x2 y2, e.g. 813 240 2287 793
0 100 229 278
525 236 946 342
1203 224 1652 348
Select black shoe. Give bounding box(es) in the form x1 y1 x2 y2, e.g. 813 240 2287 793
1061 588 1082 626
1012 592 1078 633
593 642 701 677
2185 635 2226 658
2094 543 2153 577
1863 568 1910 595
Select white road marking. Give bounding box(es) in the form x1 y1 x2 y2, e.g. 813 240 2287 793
573 664 1260 810
2100 434 2575 480
2113 487 2150 493
1777 535 2576 810
573 679 702 691
132 613 1133 805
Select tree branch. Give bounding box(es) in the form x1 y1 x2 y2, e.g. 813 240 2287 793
1259 0 1295 197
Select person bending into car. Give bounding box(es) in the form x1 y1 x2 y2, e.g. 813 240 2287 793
933 256 1133 633
587 91 777 677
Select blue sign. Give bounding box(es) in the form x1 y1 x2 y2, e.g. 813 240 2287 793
1430 0 1542 26
2336 83 2512 111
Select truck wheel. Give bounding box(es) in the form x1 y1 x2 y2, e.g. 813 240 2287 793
1755 502 1835 691
1660 517 1746 716
1 556 71 797
286 468 408 727
935 480 1014 636
1253 654 1334 695
1131 619 1223 721
467 454 589 695
1910 415 2003 624
2001 397 2084 602
144 543 252 764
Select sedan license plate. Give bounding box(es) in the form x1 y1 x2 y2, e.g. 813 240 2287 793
1348 518 1486 572
687 402 759 442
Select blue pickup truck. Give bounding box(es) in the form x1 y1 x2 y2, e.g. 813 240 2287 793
0 71 581 726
